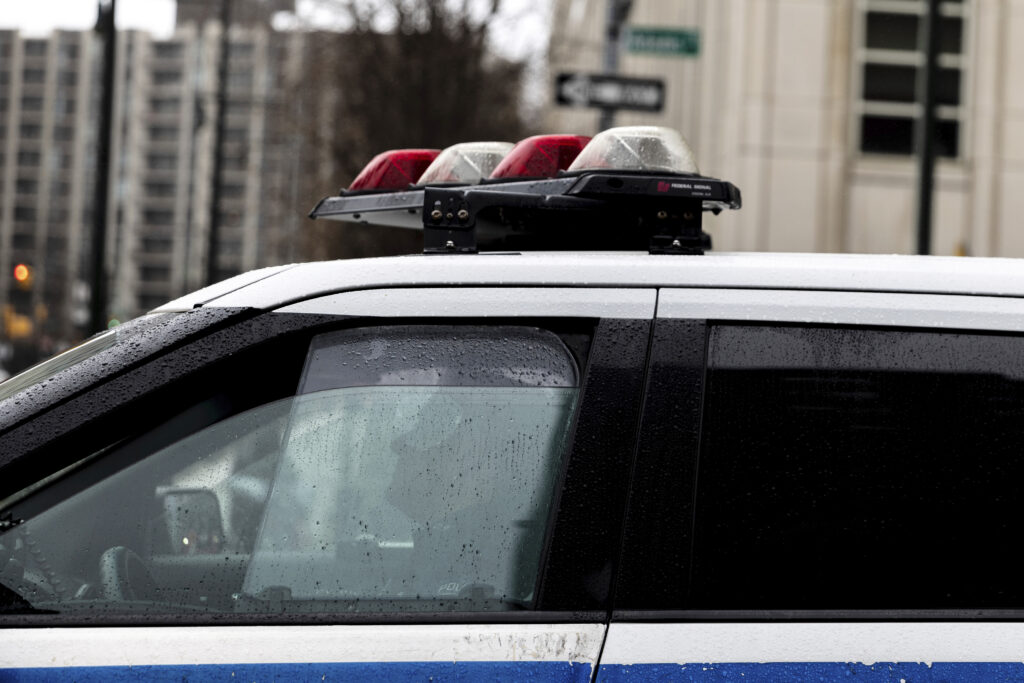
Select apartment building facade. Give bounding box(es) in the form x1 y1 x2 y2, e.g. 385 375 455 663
546 0 1021 257
0 29 98 355
0 20 301 359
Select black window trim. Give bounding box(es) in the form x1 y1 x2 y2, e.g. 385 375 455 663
0 314 652 627
613 316 1024 621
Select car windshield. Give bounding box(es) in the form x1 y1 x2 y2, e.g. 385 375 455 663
0 314 178 404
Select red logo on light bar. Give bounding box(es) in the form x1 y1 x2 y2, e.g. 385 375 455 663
657 181 671 192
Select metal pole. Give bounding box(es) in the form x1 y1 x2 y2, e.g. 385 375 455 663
205 0 230 285
599 0 632 131
89 0 115 334
914 0 940 255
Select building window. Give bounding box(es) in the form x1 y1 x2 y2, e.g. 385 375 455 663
22 68 45 84
223 128 248 144
149 125 179 142
17 149 41 165
153 42 184 60
141 236 174 253
14 205 37 222
12 233 34 249
220 183 245 199
139 265 171 282
223 152 248 170
55 97 75 117
230 42 254 59
153 70 182 85
149 96 181 113
145 181 176 197
228 69 253 90
855 0 966 158
144 209 175 226
23 40 47 57
147 153 177 170
58 42 79 61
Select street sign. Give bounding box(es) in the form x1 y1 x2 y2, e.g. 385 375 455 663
556 73 665 112
626 27 700 57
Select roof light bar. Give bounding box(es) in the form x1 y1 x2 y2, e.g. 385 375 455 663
416 142 514 185
489 134 591 180
568 125 699 175
347 149 440 192
310 127 741 256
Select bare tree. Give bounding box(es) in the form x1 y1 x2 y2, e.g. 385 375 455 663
286 0 531 260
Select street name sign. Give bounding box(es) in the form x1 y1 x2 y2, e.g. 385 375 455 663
626 27 700 57
555 73 665 112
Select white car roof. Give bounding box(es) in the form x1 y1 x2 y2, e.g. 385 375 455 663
152 251 1024 313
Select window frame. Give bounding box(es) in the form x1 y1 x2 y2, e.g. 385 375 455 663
851 0 971 160
0 299 652 626
614 285 1024 622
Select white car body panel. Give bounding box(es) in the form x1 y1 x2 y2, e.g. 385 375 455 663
276 286 657 318
0 624 605 680
658 287 1024 331
597 623 1024 680
152 252 1024 314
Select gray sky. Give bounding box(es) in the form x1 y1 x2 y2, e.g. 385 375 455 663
1 0 177 37
0 0 549 62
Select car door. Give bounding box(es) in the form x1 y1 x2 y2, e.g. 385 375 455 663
598 287 1024 680
0 286 653 681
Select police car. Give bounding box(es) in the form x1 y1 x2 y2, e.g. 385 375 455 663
4 126 1024 680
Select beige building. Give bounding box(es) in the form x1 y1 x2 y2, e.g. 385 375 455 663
546 0 1019 257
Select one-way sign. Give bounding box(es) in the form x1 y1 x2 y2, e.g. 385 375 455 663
556 73 665 112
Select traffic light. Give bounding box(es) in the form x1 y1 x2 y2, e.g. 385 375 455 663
5 263 34 340
13 263 32 289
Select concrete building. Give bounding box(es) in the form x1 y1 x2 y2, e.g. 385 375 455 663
0 29 99 350
546 0 1020 257
107 23 300 317
0 20 301 357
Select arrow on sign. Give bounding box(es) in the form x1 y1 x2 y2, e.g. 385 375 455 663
556 73 665 112
558 73 590 107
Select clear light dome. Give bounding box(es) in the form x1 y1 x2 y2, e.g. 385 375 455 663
416 142 515 184
567 126 700 174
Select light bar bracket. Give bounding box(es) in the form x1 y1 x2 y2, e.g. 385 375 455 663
310 172 741 255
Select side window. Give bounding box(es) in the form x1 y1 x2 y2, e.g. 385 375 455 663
0 325 582 616
691 325 1024 610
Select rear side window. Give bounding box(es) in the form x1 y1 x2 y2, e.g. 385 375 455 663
0 325 581 617
691 325 1024 610
245 326 579 610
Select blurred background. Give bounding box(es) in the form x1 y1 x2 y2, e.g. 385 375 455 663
0 0 1015 373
